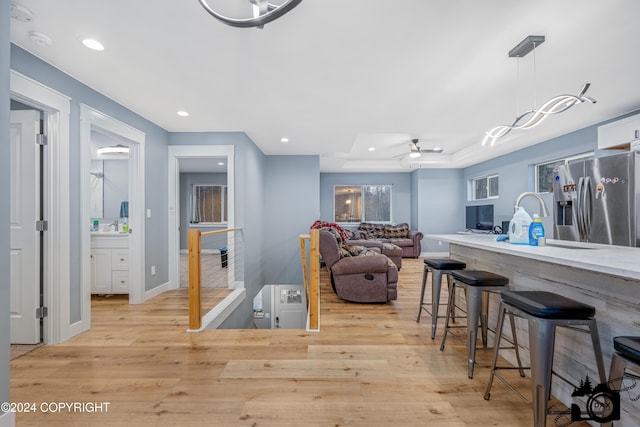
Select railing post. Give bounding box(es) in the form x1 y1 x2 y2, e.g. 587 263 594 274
188 229 202 330
308 228 320 330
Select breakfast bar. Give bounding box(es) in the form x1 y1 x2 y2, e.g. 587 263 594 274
428 234 640 425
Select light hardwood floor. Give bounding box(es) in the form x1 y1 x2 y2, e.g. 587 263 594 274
10 259 589 426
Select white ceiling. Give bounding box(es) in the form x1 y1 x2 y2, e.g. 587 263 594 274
10 1 640 172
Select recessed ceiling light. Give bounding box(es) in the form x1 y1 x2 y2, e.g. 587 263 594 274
368 147 375 151
217 162 224 166
177 110 189 117
280 137 289 143
82 38 104 51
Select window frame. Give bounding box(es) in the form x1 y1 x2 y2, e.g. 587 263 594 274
333 184 393 224
468 173 499 201
190 184 228 225
534 152 593 193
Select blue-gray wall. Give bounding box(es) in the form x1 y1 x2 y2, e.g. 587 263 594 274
463 126 596 228
264 156 320 285
1 0 10 415
319 173 412 226
169 132 267 329
412 168 465 253
179 172 227 250
10 44 171 315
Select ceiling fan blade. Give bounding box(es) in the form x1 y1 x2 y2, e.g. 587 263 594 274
419 148 444 154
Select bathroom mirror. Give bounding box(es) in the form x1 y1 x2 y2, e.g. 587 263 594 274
90 129 129 219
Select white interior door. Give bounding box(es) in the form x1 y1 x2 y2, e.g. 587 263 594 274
10 110 41 344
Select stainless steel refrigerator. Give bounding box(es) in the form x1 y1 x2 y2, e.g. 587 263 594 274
552 150 640 246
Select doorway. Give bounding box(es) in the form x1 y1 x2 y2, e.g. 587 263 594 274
80 104 145 323
10 70 72 344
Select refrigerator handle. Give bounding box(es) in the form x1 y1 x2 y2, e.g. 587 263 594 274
576 177 585 241
583 176 593 241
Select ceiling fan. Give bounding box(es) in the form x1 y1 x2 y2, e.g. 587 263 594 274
393 139 443 159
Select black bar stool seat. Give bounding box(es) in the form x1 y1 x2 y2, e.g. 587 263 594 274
613 336 640 364
424 258 467 270
452 270 509 287
501 291 595 319
440 270 510 378
417 258 466 339
484 290 606 427
603 336 640 427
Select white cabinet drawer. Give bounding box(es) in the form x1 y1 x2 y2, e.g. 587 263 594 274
111 271 129 293
111 249 129 270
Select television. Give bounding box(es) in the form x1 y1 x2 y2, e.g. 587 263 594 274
465 204 494 231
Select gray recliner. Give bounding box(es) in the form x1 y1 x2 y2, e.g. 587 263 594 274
319 230 398 303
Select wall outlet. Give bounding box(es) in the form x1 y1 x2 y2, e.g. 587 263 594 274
438 240 443 246
151 265 156 275
146 209 152 219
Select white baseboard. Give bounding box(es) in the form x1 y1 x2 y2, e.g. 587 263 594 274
144 281 171 301
0 410 15 427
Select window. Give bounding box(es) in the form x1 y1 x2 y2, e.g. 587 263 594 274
535 152 593 193
470 174 499 201
334 185 392 223
191 185 227 223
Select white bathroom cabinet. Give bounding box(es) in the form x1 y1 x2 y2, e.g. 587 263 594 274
91 234 129 294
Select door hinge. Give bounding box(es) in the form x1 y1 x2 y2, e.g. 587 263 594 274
36 306 48 319
36 133 47 146
36 220 48 232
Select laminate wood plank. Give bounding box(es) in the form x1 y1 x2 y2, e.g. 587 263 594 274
10 258 593 426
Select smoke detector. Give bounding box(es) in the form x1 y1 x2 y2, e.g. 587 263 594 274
29 31 53 47
11 2 33 22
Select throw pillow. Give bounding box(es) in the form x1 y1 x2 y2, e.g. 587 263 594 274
384 223 409 238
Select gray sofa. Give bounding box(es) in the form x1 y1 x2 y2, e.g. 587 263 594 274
319 230 398 303
348 222 424 258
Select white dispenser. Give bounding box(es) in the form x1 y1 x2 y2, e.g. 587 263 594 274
508 206 532 244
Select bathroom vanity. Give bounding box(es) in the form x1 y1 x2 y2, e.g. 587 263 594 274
90 232 129 294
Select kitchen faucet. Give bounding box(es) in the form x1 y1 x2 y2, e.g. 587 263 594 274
514 192 550 217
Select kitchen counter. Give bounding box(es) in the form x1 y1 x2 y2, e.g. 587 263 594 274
426 233 640 426
428 234 640 280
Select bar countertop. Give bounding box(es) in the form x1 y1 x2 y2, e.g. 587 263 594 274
427 234 640 281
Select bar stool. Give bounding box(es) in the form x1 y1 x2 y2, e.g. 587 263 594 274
602 336 640 427
416 258 466 339
440 269 510 378
484 291 607 427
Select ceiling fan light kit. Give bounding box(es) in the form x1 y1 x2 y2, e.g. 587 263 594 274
483 35 596 147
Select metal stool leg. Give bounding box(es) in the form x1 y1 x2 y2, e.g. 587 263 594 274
484 302 507 399
588 319 607 383
529 317 556 427
466 285 483 379
430 269 444 339
484 303 526 400
439 284 456 351
416 265 429 323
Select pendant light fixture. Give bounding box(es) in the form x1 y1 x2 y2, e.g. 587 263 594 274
198 0 303 29
482 36 596 147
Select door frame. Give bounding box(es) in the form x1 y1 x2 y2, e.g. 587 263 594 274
9 70 71 344
167 145 235 289
80 104 146 314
